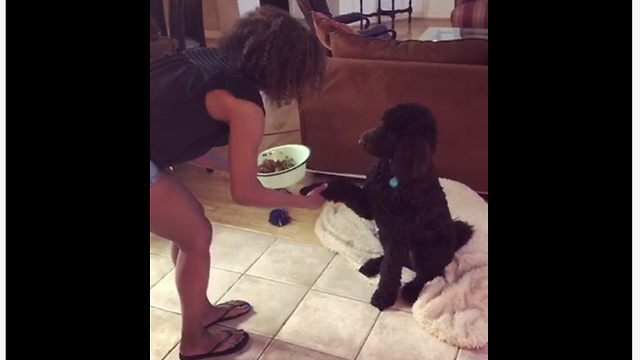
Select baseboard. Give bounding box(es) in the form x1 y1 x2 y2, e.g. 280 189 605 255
308 169 488 202
204 30 223 40
307 169 366 179
419 16 452 20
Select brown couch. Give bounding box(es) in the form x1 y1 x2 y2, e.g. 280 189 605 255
299 32 488 193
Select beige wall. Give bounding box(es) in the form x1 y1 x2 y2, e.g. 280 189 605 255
203 0 239 38
291 0 453 19
160 0 241 39
161 0 453 41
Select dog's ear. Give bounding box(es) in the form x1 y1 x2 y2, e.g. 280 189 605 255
390 136 432 183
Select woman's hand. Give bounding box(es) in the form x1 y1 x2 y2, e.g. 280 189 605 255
301 183 328 209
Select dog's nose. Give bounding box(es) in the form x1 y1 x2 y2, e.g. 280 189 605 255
358 138 364 146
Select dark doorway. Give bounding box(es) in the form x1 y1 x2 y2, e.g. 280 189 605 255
259 0 290 12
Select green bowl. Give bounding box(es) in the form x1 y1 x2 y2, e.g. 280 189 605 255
257 144 310 189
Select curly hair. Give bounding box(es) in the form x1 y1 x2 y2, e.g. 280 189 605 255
217 6 326 106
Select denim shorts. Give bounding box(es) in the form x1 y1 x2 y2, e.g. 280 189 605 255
150 161 161 187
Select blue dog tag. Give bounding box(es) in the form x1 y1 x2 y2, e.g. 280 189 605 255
389 177 398 188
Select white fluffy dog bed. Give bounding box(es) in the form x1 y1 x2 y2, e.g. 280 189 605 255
314 178 488 349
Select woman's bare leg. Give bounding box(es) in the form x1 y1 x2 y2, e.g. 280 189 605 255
170 242 250 327
150 170 245 356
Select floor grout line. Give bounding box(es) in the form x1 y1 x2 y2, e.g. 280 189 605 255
150 266 174 289
269 251 335 341
232 237 336 289
150 250 172 257
208 236 319 359
264 252 347 359
150 304 180 315
306 252 337 292
161 341 179 360
353 311 382 360
240 236 280 276
210 222 324 247
262 128 300 136
152 227 472 360
255 336 276 360
310 288 371 304
271 280 314 340
211 270 245 305
213 224 283 243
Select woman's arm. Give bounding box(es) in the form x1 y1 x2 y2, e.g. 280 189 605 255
205 90 320 209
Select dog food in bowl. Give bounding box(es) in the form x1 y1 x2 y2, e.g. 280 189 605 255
258 157 296 174
257 144 310 189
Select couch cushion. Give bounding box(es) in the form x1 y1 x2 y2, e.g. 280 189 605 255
329 32 488 65
311 11 358 50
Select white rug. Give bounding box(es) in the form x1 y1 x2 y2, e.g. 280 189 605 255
314 178 488 349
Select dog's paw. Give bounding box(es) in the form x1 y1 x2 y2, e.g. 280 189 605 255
359 257 383 277
302 180 361 202
370 288 397 311
299 183 324 196
300 182 344 201
400 282 423 305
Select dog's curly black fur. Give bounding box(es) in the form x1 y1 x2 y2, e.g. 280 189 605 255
301 103 474 311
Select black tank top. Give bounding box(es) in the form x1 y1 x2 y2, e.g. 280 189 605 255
150 48 265 168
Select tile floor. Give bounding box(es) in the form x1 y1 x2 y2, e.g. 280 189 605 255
150 226 488 360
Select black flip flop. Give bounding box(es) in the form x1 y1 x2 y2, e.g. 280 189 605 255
204 300 252 328
179 330 250 360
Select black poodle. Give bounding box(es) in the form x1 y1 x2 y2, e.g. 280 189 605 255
301 103 474 311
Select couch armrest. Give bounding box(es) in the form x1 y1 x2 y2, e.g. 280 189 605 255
299 57 488 192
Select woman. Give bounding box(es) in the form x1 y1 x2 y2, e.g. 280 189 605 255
150 6 327 360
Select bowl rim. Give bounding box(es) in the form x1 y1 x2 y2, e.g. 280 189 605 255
257 144 310 178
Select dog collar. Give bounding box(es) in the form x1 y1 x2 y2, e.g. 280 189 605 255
389 177 398 188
